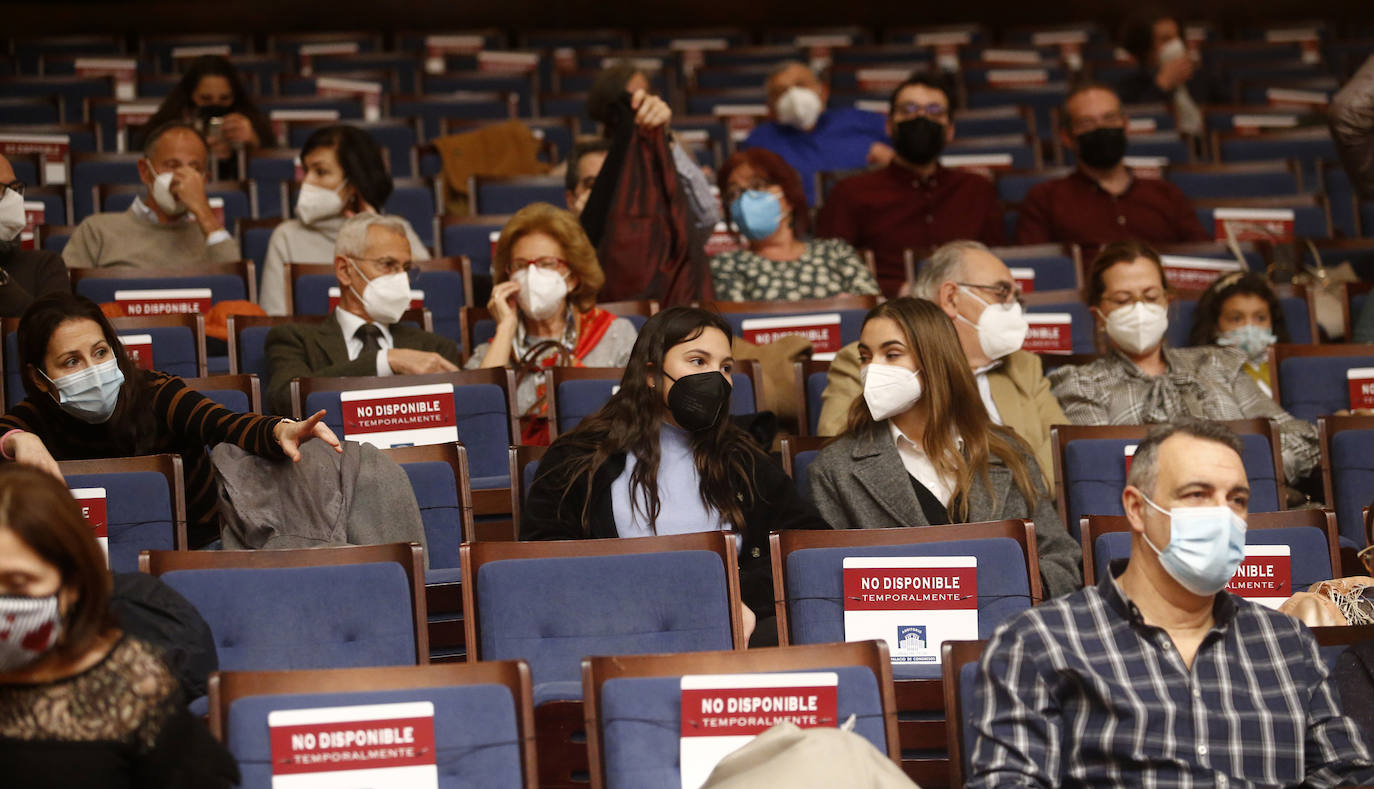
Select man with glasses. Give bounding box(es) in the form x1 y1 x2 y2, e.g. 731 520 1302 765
0 153 70 316
63 122 242 270
818 241 1066 484
1016 83 1208 254
1050 240 1318 485
263 213 460 415
817 74 1004 297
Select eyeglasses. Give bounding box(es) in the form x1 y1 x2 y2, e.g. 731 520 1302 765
723 179 775 204
354 256 419 284
1102 289 1168 308
1069 111 1127 135
1 180 25 198
511 256 569 272
958 281 1024 308
892 102 949 122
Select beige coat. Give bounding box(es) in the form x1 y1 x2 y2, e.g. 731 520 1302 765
817 343 1067 485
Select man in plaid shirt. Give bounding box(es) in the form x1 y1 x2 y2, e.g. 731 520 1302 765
969 419 1373 787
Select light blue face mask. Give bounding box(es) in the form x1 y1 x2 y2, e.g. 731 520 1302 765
1216 324 1276 360
41 357 125 424
730 190 783 241
1140 494 1247 596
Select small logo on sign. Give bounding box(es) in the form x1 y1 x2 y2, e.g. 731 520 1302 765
898 625 927 651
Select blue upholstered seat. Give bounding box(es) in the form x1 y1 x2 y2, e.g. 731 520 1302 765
1093 525 1333 591
65 470 174 574
1331 429 1374 549
475 551 734 692
597 666 886 789
1063 435 1280 539
718 308 869 348
160 563 417 672
784 539 1031 679
1278 354 1374 422
398 460 465 570
472 177 566 216
228 686 523 789
73 273 248 307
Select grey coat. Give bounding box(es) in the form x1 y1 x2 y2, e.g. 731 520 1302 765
807 421 1081 599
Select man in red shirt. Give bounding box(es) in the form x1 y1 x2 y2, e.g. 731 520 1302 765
1016 83 1209 253
816 74 1004 296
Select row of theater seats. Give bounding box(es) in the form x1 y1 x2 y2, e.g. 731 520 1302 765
130 509 1373 786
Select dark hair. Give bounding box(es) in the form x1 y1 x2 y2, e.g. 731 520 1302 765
565 138 612 192
888 71 958 114
18 293 153 452
588 60 643 128
1125 418 1244 496
844 298 1042 519
300 124 394 209
1119 5 1175 64
545 306 764 532
717 148 810 236
1087 240 1169 304
1187 271 1290 346
144 55 275 147
140 121 208 160
0 465 116 659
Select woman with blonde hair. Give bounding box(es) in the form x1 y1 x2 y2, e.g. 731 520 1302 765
807 297 1081 598
465 202 637 444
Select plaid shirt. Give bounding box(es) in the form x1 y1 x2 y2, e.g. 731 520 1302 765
968 561 1374 788
1047 345 1319 482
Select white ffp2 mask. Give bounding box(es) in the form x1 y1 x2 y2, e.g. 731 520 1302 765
348 259 411 325
862 363 922 422
775 86 823 131
0 188 26 242
295 181 347 225
512 266 570 321
145 161 187 216
956 286 1029 361
1105 301 1169 356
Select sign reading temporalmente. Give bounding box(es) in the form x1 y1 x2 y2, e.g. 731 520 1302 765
0 133 70 184
114 288 213 316
118 334 155 371
71 487 108 565
843 556 978 665
268 701 437 788
679 672 838 789
740 313 842 360
1022 313 1073 354
340 383 458 448
1161 255 1244 291
1214 208 1295 243
1347 367 1374 411
1226 544 1292 609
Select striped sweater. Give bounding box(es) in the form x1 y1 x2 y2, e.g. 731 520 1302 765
0 371 286 547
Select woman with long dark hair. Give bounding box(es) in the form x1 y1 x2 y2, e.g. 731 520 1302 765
520 306 830 645
143 54 275 166
808 297 1081 598
0 292 340 548
0 466 238 787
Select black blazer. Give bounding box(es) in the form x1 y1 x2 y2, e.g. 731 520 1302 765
520 434 831 617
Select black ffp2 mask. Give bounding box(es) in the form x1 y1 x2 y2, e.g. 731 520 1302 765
893 117 946 165
1075 127 1128 169
665 371 732 432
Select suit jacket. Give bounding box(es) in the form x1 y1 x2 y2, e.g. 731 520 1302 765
817 343 1067 485
520 434 831 618
806 420 1081 599
264 312 462 415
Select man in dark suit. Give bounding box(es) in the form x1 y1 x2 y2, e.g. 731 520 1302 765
265 213 460 415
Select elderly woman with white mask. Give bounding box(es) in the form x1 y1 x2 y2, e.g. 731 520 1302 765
465 203 637 445
1048 240 1320 485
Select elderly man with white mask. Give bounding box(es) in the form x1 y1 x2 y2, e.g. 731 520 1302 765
742 62 892 206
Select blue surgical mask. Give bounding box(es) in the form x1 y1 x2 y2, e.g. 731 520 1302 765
1216 324 1276 360
1140 494 1247 596
42 358 125 424
730 190 782 241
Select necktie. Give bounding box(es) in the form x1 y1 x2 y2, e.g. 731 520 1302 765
355 323 383 355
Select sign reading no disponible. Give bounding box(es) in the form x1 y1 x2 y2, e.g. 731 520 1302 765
340 383 458 449
268 701 437 788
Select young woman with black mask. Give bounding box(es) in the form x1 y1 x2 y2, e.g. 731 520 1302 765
520 307 831 646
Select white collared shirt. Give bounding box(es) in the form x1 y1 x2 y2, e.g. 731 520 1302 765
972 360 1004 425
888 421 962 506
334 307 394 377
130 196 232 246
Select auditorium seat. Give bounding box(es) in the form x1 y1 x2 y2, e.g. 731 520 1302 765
61 455 186 574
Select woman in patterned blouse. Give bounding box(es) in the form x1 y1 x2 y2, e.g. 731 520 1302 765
711 148 881 302
0 292 340 548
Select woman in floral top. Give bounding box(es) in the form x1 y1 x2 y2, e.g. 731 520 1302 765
710 149 880 302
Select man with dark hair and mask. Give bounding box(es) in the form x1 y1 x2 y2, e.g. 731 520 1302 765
816 73 1004 297
743 62 892 207
62 122 241 271
1016 83 1208 255
968 418 1374 788
0 154 69 317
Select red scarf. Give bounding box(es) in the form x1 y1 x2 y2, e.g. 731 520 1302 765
520 307 618 445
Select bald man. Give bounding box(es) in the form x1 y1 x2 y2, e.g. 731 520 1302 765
63 121 240 270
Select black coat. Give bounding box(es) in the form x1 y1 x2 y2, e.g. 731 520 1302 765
0 247 70 317
520 435 831 617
